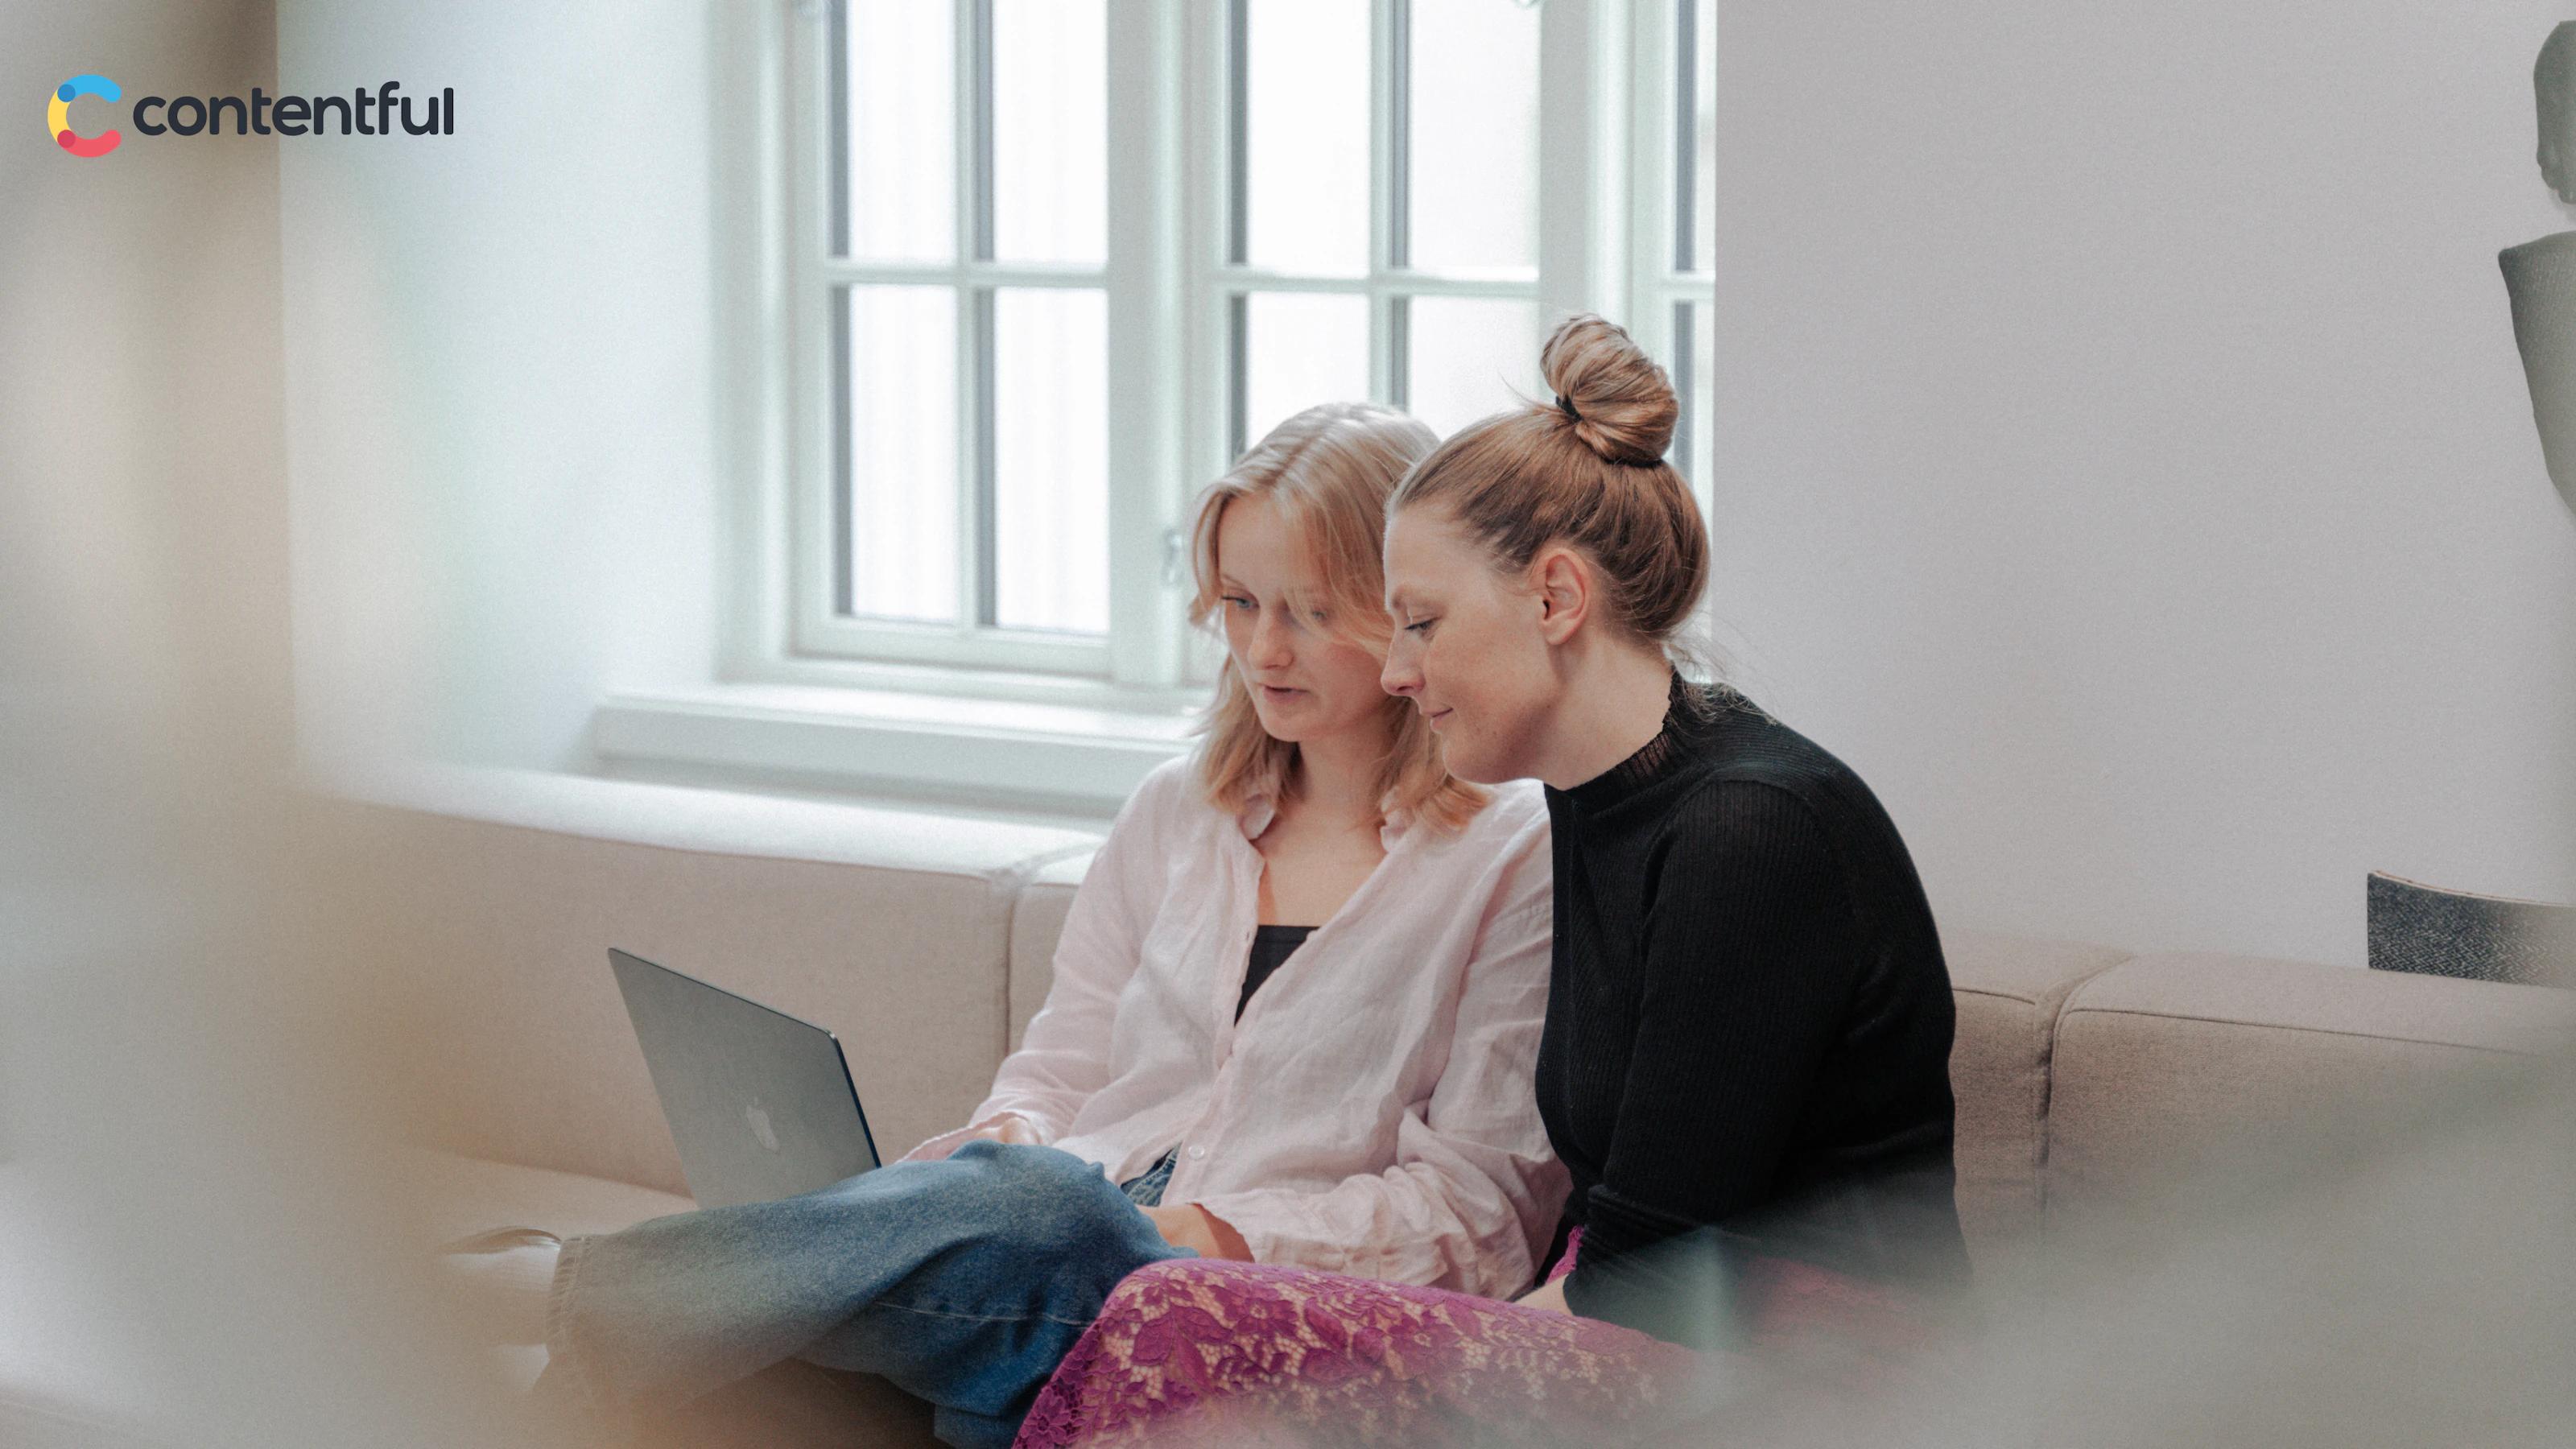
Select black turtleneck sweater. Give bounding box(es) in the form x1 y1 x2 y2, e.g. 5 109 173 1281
1540 672 1971 1346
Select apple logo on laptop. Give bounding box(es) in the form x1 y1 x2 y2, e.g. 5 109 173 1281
745 1098 780 1152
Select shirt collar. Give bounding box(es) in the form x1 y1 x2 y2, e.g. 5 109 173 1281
1237 790 1414 853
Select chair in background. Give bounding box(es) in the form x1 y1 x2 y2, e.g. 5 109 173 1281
2367 871 2576 989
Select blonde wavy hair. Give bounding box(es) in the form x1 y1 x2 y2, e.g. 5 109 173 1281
1186 402 1492 838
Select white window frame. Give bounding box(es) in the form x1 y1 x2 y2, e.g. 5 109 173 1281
778 1 1119 680
1633 0 1716 517
607 0 1709 812
1197 0 1551 450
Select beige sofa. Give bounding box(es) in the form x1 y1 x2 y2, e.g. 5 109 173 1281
6 769 2569 1446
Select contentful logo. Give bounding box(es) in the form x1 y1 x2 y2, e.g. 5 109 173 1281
47 76 453 156
50 73 120 158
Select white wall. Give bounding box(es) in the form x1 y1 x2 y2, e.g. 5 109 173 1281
278 1 723 772
1707 3 2576 966
273 2 2576 967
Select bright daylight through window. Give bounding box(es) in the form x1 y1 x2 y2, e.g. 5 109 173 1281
788 0 1714 687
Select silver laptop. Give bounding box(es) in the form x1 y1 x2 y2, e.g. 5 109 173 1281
607 948 881 1210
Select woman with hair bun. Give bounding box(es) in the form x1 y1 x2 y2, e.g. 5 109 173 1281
1378 314 1971 1340
1019 317 1967 1447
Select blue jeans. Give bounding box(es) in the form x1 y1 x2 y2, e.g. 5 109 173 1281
535 1140 1196 1449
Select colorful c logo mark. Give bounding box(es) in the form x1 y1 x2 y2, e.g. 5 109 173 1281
50 74 120 158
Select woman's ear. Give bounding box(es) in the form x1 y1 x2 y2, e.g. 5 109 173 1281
1529 543 1592 646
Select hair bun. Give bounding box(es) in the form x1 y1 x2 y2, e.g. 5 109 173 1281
1539 314 1679 466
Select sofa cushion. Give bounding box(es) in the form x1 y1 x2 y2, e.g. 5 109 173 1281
2046 952 2576 1230
1941 930 2132 1264
295 769 1096 1194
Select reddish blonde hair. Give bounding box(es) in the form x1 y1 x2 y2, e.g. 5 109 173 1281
1186 402 1492 836
1390 314 1715 689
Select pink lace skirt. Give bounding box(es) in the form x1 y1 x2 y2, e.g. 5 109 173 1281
1012 1228 1949 1448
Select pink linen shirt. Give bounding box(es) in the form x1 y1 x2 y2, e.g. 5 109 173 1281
900 754 1568 1301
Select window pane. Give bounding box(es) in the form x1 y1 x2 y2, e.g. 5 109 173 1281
843 0 955 262
844 286 959 623
1409 0 1540 275
1406 296 1542 436
1675 300 1712 489
1241 292 1371 452
1685 0 1714 274
1242 0 1370 275
993 0 1106 265
993 287 1109 634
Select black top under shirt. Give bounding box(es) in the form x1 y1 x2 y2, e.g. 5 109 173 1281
1541 671 1971 1347
1236 923 1315 1022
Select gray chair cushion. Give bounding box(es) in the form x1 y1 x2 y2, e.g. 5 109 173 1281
2367 869 2576 989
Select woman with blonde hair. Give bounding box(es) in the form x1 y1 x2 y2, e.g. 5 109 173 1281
451 401 1567 1449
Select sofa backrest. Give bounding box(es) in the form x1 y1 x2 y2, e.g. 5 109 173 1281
303 767 1096 1196
1938 931 2132 1261
327 769 2576 1275
2044 951 2576 1240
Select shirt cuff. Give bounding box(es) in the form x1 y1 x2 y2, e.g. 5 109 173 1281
894 1109 1042 1164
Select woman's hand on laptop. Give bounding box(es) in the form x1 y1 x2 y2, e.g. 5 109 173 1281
896 1112 1046 1163
1141 1203 1253 1261
914 1113 1043 1160
968 1113 1043 1147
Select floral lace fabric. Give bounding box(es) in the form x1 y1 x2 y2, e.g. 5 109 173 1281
1010 1232 1947 1449
1009 1258 1705 1449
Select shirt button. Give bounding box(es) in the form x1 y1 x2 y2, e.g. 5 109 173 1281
1187 1144 1208 1161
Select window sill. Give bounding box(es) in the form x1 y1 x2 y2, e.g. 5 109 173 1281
591 680 1201 816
